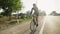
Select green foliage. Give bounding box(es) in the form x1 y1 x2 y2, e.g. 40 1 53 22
0 15 3 18
0 0 23 16
0 0 22 10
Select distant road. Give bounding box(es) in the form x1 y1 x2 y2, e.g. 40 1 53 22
39 16 60 34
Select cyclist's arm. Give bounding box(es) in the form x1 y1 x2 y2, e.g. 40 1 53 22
30 8 34 15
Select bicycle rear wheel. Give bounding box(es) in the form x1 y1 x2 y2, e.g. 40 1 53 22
30 20 36 31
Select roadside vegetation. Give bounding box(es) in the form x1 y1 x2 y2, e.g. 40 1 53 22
0 15 32 30
0 0 23 30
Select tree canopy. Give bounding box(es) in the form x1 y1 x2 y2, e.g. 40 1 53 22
0 0 22 16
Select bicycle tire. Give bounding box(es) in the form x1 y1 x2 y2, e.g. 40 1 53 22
30 20 36 31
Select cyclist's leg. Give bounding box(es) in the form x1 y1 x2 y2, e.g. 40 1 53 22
33 15 36 25
36 14 39 27
36 16 38 26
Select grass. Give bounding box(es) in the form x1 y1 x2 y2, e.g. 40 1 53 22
0 16 32 31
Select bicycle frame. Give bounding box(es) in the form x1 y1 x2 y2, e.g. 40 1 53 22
30 16 37 32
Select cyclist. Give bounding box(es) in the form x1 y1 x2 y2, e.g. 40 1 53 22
30 3 39 27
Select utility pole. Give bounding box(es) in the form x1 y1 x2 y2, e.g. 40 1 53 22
17 11 19 24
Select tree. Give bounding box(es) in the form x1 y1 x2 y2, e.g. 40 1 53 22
39 10 46 16
42 11 46 16
26 10 30 16
0 0 22 20
0 0 23 20
50 11 56 16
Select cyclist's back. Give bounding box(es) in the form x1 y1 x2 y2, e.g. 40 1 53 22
31 3 39 16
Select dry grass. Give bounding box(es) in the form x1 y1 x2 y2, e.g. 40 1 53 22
0 16 31 30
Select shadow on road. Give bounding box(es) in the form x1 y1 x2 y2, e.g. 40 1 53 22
30 30 36 34
21 29 29 34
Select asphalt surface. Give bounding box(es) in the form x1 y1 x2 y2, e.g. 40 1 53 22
0 16 60 34
42 16 60 34
0 16 44 34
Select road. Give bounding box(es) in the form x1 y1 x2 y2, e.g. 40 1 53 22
0 16 44 34
41 16 60 34
0 16 60 34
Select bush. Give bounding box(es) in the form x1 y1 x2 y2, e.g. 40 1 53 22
0 15 3 18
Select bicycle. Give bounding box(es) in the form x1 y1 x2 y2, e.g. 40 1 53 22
30 15 37 32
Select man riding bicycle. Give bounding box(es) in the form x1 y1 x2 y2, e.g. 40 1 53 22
30 3 39 27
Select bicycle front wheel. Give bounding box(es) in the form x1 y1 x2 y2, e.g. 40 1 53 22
30 20 36 31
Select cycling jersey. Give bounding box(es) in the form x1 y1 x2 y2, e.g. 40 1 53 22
31 6 39 16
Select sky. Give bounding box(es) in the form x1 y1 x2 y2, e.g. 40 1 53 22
21 0 60 14
0 0 60 14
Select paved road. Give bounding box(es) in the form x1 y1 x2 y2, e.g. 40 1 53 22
39 16 60 34
0 16 44 34
0 16 60 34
